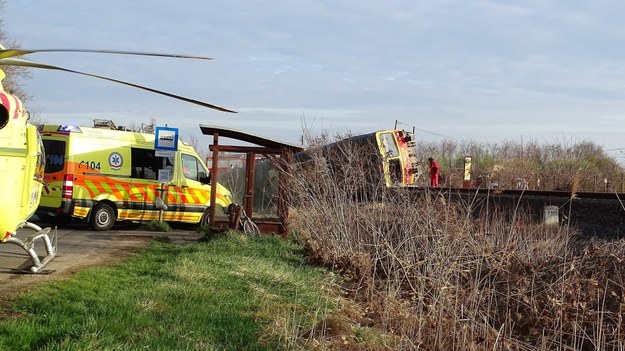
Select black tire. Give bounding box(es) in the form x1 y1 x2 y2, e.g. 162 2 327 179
199 207 211 228
90 203 116 231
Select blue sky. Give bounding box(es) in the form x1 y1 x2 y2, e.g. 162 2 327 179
3 0 625 161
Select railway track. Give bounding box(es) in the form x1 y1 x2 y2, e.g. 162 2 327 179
435 187 625 201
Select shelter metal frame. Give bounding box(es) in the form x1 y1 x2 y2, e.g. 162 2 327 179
200 125 302 236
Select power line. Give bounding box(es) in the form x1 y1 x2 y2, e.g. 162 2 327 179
413 127 455 140
394 119 455 140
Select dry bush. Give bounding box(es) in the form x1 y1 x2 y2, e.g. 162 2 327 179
288 134 625 350
415 138 624 191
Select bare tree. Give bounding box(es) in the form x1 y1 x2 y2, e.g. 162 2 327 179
186 134 210 161
0 0 32 102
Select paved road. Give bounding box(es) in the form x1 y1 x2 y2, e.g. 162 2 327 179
0 219 203 294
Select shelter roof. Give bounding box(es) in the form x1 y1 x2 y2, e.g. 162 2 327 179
199 124 303 151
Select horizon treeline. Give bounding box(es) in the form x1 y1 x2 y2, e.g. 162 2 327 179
414 138 623 191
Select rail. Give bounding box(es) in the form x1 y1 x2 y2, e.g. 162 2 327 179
429 172 625 194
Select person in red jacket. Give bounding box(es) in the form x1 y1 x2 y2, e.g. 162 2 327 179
428 157 439 188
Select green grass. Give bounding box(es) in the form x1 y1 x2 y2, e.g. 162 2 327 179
0 233 336 351
139 220 172 232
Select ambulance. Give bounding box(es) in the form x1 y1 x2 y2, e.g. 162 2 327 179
37 124 231 230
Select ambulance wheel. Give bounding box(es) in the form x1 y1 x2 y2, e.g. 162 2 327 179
90 203 116 231
200 207 211 227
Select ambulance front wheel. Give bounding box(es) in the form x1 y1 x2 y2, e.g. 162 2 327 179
200 207 211 227
90 203 116 231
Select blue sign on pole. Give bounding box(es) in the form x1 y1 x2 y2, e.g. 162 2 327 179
154 126 179 151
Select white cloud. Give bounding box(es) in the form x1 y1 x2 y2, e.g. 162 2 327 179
3 0 625 154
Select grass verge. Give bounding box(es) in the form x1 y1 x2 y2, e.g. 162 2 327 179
139 220 172 232
0 232 344 351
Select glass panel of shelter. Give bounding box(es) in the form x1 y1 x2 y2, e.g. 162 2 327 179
210 151 281 221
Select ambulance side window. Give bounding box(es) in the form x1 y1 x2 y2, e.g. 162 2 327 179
42 139 66 174
131 148 172 180
181 154 199 181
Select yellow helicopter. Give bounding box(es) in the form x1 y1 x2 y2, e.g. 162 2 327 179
0 67 53 273
0 46 235 272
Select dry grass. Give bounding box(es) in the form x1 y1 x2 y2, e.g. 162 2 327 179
287 134 625 350
414 138 624 191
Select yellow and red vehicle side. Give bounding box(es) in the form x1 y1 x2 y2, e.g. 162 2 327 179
300 129 419 189
391 129 419 186
374 129 419 187
38 125 230 225
0 91 44 240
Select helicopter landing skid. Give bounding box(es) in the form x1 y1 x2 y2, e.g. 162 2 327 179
6 222 57 273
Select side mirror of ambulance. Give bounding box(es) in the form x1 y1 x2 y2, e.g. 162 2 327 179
199 171 211 185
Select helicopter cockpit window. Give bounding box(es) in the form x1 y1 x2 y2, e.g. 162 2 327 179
131 148 173 180
0 105 9 130
42 140 66 174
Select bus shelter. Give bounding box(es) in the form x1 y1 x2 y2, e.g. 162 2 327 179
200 125 302 236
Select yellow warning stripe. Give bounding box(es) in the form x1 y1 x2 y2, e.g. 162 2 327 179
117 209 201 222
83 180 97 198
73 206 90 217
52 174 229 207
145 186 155 201
100 182 114 194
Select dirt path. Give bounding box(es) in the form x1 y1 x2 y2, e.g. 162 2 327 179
0 225 202 297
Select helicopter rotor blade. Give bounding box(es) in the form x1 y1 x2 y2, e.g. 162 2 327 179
0 48 213 60
0 57 236 113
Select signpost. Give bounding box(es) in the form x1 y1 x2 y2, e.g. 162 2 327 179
154 126 179 221
463 156 472 188
154 126 179 151
155 126 178 157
